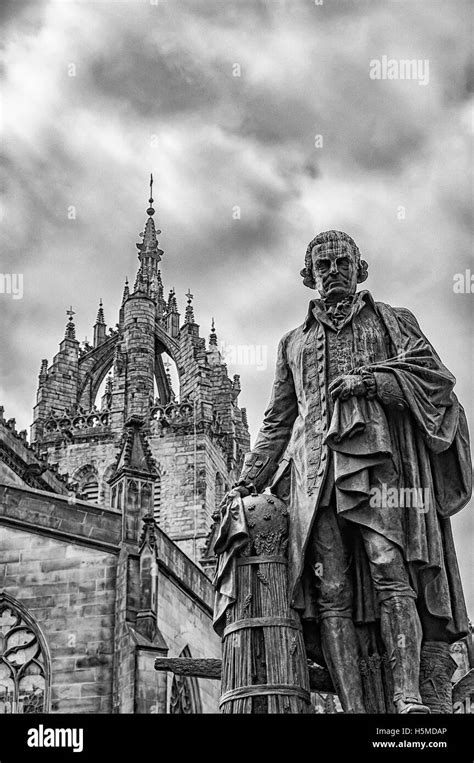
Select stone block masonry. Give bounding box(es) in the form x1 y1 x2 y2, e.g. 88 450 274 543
0 480 221 713
0 525 117 713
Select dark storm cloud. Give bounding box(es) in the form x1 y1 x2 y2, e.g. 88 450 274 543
0 0 472 608
89 45 222 119
0 0 48 30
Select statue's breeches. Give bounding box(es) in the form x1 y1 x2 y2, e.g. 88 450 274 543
307 501 416 622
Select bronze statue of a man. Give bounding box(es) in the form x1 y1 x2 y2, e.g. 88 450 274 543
234 230 471 714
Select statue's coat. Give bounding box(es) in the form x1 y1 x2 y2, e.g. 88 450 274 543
239 291 471 641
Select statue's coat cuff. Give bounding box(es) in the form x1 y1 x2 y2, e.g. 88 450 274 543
238 453 279 491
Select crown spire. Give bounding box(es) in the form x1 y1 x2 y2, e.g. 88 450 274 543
136 173 163 261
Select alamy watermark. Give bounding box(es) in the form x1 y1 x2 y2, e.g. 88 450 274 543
0 273 23 299
453 269 474 293
369 484 431 513
27 724 84 753
369 56 430 86
220 341 268 371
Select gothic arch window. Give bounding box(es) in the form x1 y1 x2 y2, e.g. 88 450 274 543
73 465 99 504
127 480 138 510
141 483 152 512
0 594 50 714
154 354 180 405
92 369 115 412
169 646 202 714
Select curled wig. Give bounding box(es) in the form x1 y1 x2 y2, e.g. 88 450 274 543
300 230 368 289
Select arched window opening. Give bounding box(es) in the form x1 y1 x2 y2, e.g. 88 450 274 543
0 596 49 714
82 478 99 503
93 370 114 412
169 646 202 714
73 465 99 504
154 353 180 405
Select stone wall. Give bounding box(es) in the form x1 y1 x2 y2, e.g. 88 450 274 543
155 529 221 713
45 439 120 505
0 481 221 714
0 524 117 713
150 431 234 561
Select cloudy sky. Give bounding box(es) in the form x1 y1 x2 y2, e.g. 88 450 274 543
1 0 472 611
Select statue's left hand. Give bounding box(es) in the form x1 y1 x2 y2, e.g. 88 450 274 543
211 482 257 522
329 374 367 400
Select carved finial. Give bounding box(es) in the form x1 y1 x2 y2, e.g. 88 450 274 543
134 267 146 293
163 358 176 402
105 374 113 397
39 359 48 383
65 306 76 340
139 512 158 549
147 173 155 217
95 298 105 325
122 276 130 304
156 270 164 300
209 317 218 347
185 288 195 323
167 288 178 313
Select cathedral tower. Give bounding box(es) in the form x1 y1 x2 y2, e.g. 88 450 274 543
29 177 250 565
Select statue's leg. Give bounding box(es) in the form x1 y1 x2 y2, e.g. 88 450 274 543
320 617 366 713
310 503 366 713
360 528 430 714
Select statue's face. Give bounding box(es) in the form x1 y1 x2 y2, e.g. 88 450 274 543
311 241 358 302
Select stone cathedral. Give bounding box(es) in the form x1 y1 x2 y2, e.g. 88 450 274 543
0 180 250 714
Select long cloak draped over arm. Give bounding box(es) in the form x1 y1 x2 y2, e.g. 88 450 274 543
372 303 471 518
212 494 249 636
336 303 472 638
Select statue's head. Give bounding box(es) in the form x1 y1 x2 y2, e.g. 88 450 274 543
300 230 368 302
